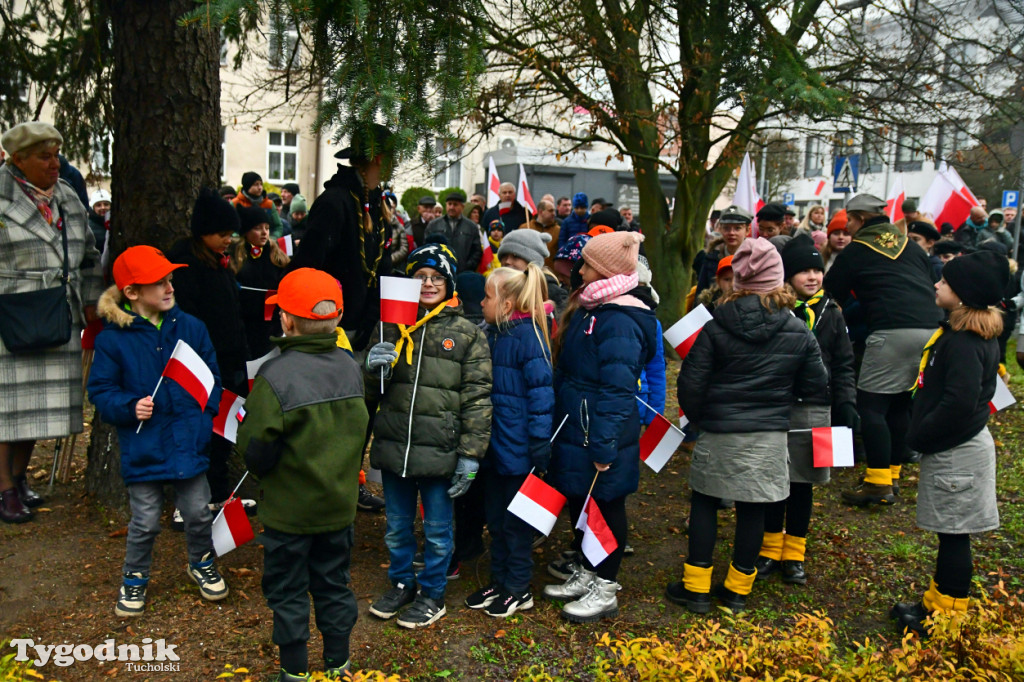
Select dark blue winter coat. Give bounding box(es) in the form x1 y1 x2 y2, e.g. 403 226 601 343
637 318 666 425
485 318 555 475
558 211 590 249
549 301 659 500
88 286 222 485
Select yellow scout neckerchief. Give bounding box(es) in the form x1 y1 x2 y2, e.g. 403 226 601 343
392 298 455 366
913 328 945 393
794 289 824 331
335 328 353 353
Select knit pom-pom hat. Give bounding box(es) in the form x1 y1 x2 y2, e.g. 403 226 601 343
191 187 241 238
827 209 848 235
581 231 644 278
731 237 784 294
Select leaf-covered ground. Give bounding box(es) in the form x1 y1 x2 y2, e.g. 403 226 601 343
3 358 1023 681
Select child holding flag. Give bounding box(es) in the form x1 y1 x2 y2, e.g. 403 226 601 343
364 243 492 628
754 235 858 586
667 238 827 614
463 265 554 617
235 268 369 681
545 231 659 623
88 246 227 618
892 251 1007 637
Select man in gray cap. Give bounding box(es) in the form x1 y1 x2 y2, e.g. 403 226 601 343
410 195 436 247
695 204 752 296
425 191 482 272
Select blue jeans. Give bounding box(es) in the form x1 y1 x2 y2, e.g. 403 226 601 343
381 470 453 601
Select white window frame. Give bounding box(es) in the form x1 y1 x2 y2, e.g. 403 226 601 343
432 139 462 190
266 130 299 183
268 11 299 70
803 136 826 178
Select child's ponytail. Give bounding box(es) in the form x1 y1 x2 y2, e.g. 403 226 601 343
491 265 552 363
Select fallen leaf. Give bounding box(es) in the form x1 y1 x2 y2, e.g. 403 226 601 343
108 528 128 538
495 629 506 638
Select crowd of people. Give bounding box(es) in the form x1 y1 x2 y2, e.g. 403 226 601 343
0 120 1016 681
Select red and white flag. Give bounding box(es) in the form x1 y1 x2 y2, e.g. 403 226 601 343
380 276 422 326
477 227 494 275
639 414 684 473
518 163 536 216
811 426 855 468
264 290 277 321
487 157 501 208
679 407 689 430
507 473 567 536
885 173 906 224
577 496 618 567
942 163 980 206
990 379 1016 414
735 152 765 237
212 389 246 443
246 347 281 390
813 179 827 197
919 169 975 229
162 340 215 408
277 234 294 256
212 497 255 556
664 304 713 359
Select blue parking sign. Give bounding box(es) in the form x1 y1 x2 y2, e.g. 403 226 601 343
1003 190 1019 208
783 193 795 206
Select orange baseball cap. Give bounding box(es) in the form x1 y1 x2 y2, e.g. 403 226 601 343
113 245 187 291
717 254 734 275
266 268 343 319
587 225 615 237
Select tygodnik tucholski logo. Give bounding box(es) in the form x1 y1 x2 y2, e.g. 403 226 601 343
9 638 180 671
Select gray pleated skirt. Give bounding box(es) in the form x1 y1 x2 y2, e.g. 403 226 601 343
787 403 832 485
689 430 789 503
858 328 936 394
916 428 999 534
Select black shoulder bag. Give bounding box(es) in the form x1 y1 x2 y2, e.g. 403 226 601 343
0 207 74 353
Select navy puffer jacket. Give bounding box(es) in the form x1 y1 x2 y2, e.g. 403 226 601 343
485 318 555 474
548 301 659 500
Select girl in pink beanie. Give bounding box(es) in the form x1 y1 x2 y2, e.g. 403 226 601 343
543 230 659 623
666 237 828 615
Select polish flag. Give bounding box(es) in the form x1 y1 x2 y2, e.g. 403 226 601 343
507 473 567 536
942 163 980 207
577 496 618 567
639 414 684 473
162 340 215 408
814 179 827 197
919 171 975 229
990 379 1016 414
885 173 906 224
277 234 294 256
679 408 689 430
811 426 855 468
487 157 501 208
212 497 255 556
664 304 713 359
518 163 537 215
212 389 246 443
380 276 422 326
477 228 494 275
264 290 277 321
246 347 281 390
734 152 765 237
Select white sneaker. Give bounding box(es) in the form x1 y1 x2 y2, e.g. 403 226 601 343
115 572 148 617
187 552 229 601
171 508 184 531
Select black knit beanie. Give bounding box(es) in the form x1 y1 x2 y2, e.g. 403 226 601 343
237 205 270 234
192 187 241 237
781 233 825 280
241 171 262 194
942 250 1009 309
405 239 458 298
588 208 622 230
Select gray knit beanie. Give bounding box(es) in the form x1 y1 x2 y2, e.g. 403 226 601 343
497 229 551 266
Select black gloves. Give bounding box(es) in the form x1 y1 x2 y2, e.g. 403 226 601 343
835 402 861 432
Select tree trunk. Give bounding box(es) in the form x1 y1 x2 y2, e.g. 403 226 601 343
85 0 222 506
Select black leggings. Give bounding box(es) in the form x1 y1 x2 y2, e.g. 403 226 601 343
688 491 765 571
935 533 972 598
858 389 912 471
568 495 627 581
764 482 813 538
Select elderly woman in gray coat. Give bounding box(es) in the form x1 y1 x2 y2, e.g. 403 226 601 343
0 122 104 524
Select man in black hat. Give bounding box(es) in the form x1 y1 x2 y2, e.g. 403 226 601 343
783 206 798 235
425 192 483 272
411 196 437 247
279 182 300 219
756 203 787 239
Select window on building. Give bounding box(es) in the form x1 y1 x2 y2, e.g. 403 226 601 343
936 124 973 162
894 127 927 172
860 133 885 174
943 41 978 92
267 130 298 182
268 11 299 70
90 132 113 175
433 139 462 189
804 136 826 178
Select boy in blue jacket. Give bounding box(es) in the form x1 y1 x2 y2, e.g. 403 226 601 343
88 246 227 618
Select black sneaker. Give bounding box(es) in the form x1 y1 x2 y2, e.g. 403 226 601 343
484 590 534 618
369 583 417 619
547 550 579 580
664 581 710 614
115 572 148 617
412 551 425 569
358 485 385 513
446 561 461 581
396 594 447 628
186 553 229 601
465 584 501 609
622 543 635 556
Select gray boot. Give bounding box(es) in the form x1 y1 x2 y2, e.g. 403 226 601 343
543 565 596 600
561 576 621 623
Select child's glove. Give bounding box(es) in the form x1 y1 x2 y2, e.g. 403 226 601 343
529 439 551 475
834 402 861 432
447 456 479 498
365 341 398 376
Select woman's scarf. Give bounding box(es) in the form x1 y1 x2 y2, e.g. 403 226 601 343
578 272 639 310
10 165 56 225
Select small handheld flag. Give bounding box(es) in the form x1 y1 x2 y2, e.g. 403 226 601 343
679 407 689 430
507 474 566 536
811 426 855 468
518 163 536 215
639 414 684 473
212 390 246 443
162 340 215 408
277 234 294 256
380 276 422 326
990 379 1016 413
246 347 281 390
264 290 277 321
212 497 255 556
664 305 713 359
579 497 618 567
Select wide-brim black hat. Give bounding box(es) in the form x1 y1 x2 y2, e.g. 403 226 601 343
334 123 395 160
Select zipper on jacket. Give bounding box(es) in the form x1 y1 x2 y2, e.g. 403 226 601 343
580 397 590 447
401 326 428 478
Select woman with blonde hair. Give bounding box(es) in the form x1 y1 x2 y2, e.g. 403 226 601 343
798 205 827 233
